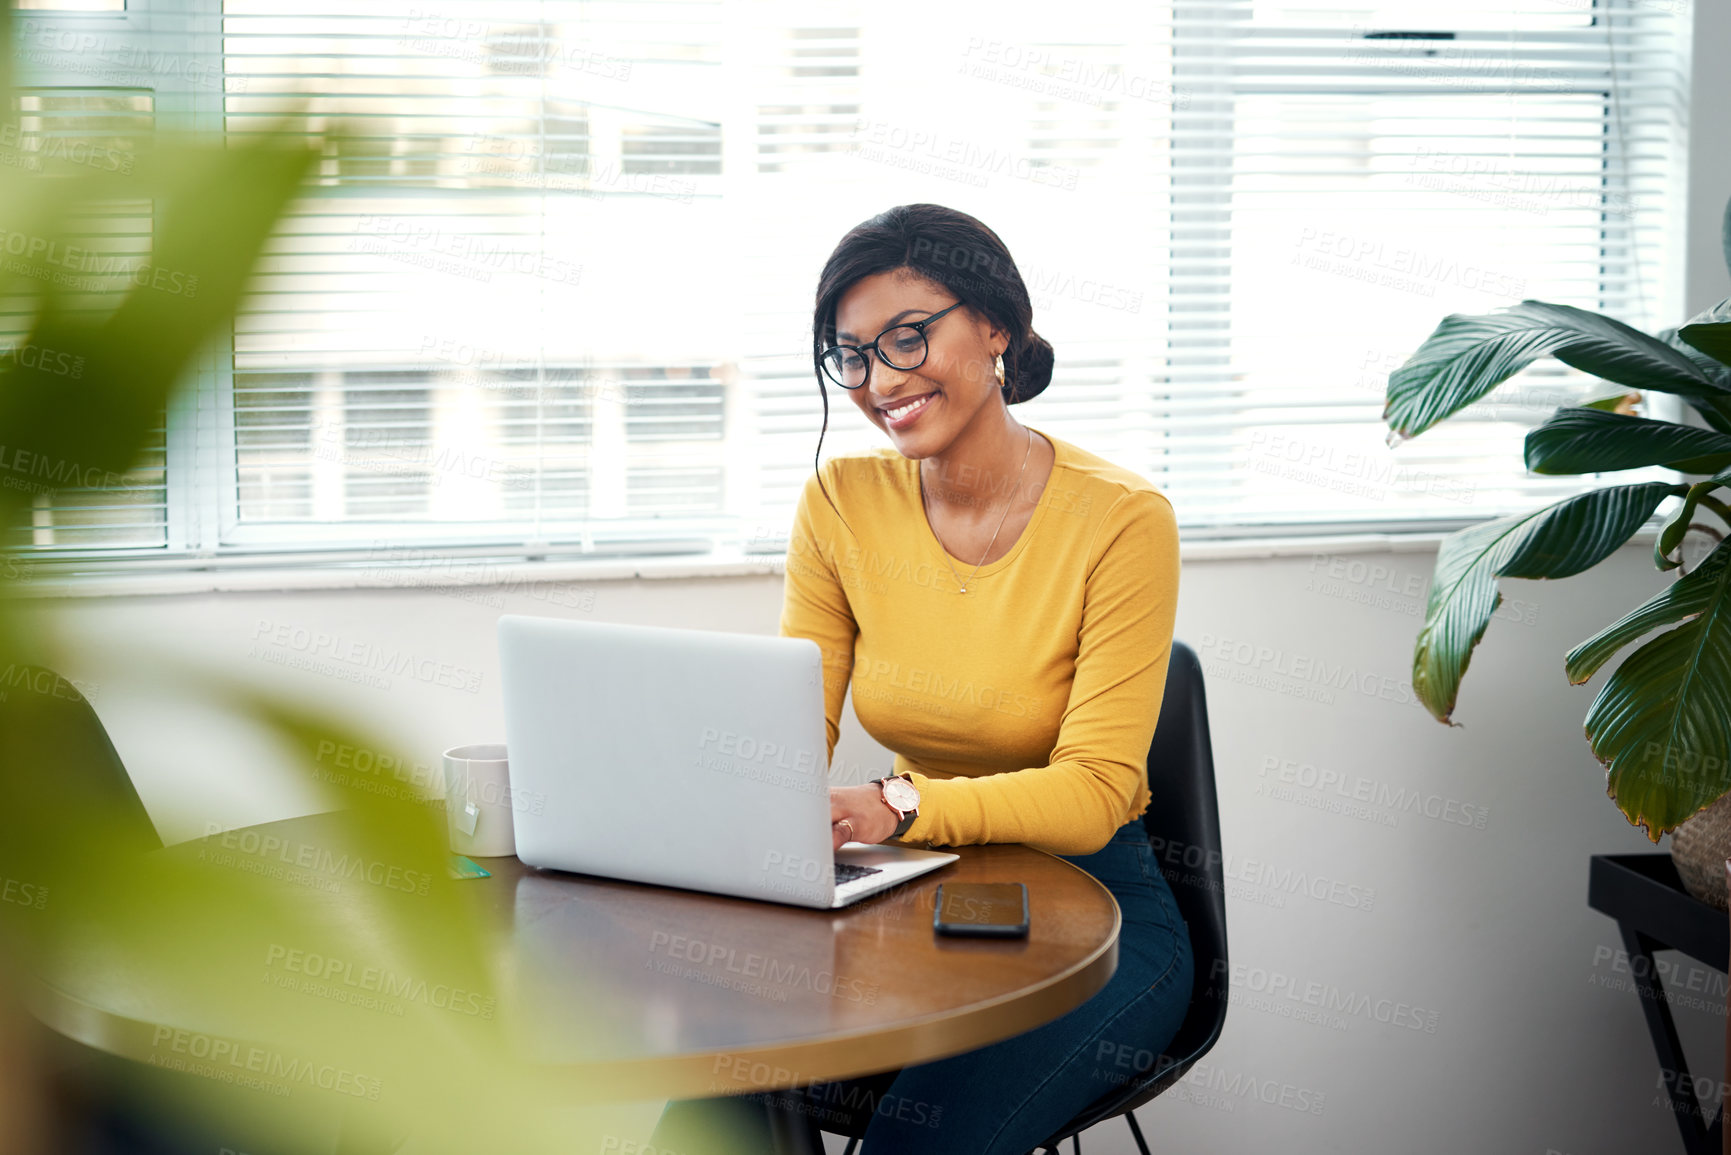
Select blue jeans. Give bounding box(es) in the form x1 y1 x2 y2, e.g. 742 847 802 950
651 820 1195 1154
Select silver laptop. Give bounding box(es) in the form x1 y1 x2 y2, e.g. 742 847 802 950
497 614 957 909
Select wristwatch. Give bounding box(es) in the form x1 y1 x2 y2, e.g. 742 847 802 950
873 773 920 839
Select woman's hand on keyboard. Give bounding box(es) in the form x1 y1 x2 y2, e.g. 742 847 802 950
829 783 897 851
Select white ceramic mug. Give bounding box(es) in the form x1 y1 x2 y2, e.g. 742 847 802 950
442 743 517 857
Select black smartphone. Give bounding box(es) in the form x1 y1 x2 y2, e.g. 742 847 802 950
932 882 1030 938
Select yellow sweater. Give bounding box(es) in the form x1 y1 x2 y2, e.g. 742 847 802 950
777 425 1181 857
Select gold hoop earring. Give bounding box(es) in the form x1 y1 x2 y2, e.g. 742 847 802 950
994 353 1005 388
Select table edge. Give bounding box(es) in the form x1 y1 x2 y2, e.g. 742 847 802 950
590 853 1123 1098
24 842 1123 1101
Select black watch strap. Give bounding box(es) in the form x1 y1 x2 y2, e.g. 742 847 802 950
877 774 919 839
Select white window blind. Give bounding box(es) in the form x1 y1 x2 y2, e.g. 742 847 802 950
1159 0 1690 533
0 88 163 552
6 0 1693 564
223 0 732 553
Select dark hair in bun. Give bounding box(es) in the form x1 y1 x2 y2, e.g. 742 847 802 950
807 204 1053 527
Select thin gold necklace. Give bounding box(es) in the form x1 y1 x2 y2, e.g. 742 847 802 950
920 426 1035 594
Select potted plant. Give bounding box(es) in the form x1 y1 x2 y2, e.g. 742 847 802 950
1384 197 1731 906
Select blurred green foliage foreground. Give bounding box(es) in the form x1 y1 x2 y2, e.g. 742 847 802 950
0 4 646 1152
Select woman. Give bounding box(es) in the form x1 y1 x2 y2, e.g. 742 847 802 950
655 203 1192 1154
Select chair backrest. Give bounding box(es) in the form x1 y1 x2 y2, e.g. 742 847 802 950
1136 640 1227 1077
1043 639 1228 1141
0 666 159 856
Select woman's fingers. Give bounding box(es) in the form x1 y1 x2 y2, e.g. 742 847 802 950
829 787 850 850
828 785 885 848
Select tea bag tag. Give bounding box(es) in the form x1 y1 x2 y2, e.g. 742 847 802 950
455 799 480 836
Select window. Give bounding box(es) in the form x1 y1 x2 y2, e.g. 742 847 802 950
0 89 161 552
1162 0 1689 531
8 0 1692 565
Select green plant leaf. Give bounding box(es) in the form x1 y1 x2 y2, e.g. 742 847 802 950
1723 190 1731 283
1652 468 1731 571
1387 301 1731 441
1676 298 1731 366
1413 481 1681 722
1571 533 1731 682
0 16 632 1147
1655 323 1731 433
1567 538 1731 840
1663 315 1731 377
1524 407 1731 475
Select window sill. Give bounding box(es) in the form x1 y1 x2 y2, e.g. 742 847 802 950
7 546 787 600
4 526 1673 600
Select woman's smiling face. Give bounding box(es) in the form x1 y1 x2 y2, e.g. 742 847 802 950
832 268 1006 457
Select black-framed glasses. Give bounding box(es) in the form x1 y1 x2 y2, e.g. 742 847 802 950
819 300 965 389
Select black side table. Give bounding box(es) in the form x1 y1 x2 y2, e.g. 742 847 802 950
1589 854 1730 1155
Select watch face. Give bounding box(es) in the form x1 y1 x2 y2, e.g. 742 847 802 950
882 776 919 811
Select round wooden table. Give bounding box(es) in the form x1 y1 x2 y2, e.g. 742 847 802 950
25 811 1120 1102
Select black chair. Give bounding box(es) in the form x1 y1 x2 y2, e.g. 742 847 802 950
0 667 202 1155
1030 638 1228 1154
0 664 159 856
820 640 1229 1155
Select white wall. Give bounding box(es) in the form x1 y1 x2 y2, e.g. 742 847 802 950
15 538 1705 1155
1685 0 1731 317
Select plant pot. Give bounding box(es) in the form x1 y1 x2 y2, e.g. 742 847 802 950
1669 790 1731 910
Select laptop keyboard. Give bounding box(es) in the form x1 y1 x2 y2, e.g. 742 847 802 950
834 861 884 887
